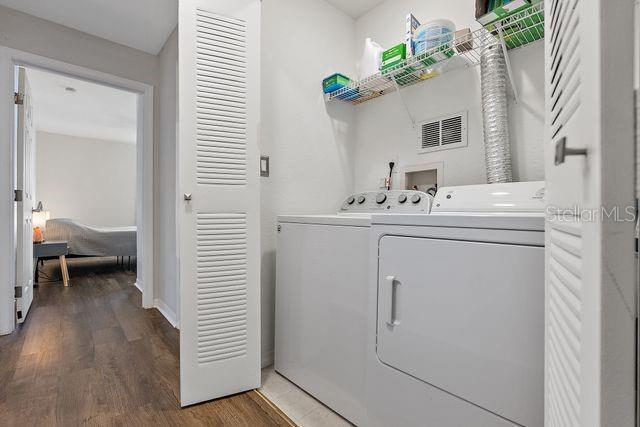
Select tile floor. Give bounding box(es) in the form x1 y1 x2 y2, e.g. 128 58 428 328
260 367 352 427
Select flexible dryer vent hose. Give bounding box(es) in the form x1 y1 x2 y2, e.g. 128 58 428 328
480 42 513 184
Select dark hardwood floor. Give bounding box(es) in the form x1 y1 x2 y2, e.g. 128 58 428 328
0 257 289 426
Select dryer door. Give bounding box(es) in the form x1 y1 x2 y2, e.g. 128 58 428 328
377 235 544 427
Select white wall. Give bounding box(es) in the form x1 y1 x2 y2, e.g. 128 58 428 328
155 28 179 326
353 0 545 189
260 0 357 366
0 5 159 87
35 131 136 226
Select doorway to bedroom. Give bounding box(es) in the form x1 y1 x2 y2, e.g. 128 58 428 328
14 65 145 323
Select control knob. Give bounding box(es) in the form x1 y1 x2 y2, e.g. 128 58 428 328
346 196 355 205
376 193 387 204
357 195 366 204
397 194 407 204
411 194 422 204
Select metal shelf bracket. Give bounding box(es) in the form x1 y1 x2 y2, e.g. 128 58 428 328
391 77 417 128
495 25 520 105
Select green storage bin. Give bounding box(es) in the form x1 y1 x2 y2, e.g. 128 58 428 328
477 0 532 26
322 73 350 94
500 7 544 49
418 44 456 67
392 66 418 87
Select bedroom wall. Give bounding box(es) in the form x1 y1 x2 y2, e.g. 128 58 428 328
36 131 136 227
155 28 179 326
260 0 357 366
352 0 545 189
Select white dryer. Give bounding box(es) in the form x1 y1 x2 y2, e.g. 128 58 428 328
366 181 546 427
275 190 432 426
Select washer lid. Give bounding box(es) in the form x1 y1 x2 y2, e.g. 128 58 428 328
432 181 545 214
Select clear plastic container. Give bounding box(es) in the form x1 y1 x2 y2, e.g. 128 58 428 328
358 38 385 80
414 19 456 55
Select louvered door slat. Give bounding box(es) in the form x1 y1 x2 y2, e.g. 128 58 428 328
545 1 584 424
195 8 247 186
547 218 583 427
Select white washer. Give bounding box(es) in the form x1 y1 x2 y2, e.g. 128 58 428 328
275 190 432 426
366 181 546 427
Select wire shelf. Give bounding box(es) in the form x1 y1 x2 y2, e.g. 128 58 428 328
488 1 544 50
326 26 499 105
324 2 544 106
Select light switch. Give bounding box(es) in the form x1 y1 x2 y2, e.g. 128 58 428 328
260 155 269 177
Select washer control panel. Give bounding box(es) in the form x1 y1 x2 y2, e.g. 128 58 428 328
339 191 432 214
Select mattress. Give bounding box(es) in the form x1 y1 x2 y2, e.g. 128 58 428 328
45 218 136 257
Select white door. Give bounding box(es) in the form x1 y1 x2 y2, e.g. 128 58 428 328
178 0 261 406
15 67 35 324
544 1 636 426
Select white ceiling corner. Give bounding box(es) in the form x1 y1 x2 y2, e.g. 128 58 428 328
324 0 387 19
0 0 177 55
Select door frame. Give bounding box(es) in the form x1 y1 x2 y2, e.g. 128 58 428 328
0 47 154 335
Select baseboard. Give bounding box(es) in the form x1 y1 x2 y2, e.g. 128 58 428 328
154 298 179 329
261 349 274 368
134 280 144 294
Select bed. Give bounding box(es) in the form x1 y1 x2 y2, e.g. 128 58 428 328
45 218 136 257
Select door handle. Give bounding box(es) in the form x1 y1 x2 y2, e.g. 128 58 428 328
555 136 587 166
384 275 400 327
184 193 192 201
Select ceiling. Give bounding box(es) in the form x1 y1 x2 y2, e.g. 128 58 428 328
26 68 138 144
324 0 387 18
0 0 177 55
0 0 382 49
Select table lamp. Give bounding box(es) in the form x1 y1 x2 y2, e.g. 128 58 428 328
32 202 50 243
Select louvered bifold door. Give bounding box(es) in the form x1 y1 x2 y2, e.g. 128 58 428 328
544 0 636 426
178 0 260 406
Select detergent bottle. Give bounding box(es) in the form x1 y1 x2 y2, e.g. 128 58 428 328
358 38 384 80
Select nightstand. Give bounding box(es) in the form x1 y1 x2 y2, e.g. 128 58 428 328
33 241 70 286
